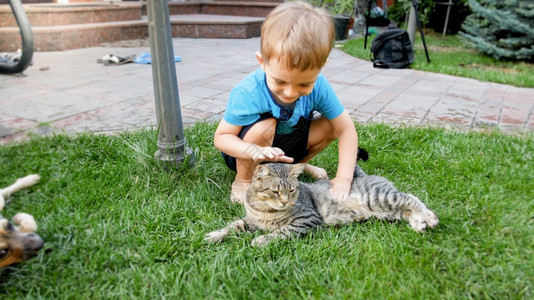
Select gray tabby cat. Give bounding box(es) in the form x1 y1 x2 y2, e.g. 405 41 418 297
205 163 439 247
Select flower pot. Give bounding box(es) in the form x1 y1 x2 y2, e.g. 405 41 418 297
333 14 354 40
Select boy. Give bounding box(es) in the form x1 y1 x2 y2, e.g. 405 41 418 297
214 1 359 203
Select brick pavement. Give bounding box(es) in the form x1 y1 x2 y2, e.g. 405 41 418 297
0 37 533 145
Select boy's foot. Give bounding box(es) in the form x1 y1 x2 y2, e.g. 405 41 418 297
230 177 251 204
304 164 328 179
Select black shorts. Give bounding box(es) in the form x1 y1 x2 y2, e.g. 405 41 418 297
221 114 312 171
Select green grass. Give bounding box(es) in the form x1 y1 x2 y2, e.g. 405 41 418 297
338 31 534 88
0 123 532 299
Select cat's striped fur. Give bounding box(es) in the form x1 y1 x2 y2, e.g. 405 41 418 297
206 162 439 247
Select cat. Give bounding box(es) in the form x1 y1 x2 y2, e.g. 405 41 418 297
205 161 439 247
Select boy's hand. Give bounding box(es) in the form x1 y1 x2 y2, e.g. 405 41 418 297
249 146 294 163
329 177 352 202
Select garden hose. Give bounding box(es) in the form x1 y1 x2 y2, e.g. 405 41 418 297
0 0 34 74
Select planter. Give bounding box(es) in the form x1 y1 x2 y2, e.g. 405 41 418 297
333 14 354 40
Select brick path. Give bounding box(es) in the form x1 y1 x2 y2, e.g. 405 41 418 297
1 38 533 145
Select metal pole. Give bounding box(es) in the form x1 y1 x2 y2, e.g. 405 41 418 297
146 0 193 168
364 0 371 49
442 0 453 37
412 0 431 63
0 0 33 74
406 4 416 45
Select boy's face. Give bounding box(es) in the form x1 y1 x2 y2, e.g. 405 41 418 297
256 53 321 104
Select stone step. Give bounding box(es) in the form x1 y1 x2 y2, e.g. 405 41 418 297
169 14 263 39
215 0 283 2
0 1 278 26
2 19 147 52
1 14 264 51
0 1 275 52
0 3 142 27
166 1 279 18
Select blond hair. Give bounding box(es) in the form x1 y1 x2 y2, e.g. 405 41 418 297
260 1 335 71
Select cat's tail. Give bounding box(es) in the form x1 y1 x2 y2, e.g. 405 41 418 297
353 147 369 178
357 147 369 162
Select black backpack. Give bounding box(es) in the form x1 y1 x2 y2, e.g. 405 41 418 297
370 29 414 69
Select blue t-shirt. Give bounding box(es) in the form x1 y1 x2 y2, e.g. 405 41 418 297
223 68 345 134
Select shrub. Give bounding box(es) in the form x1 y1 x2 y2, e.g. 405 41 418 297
459 0 534 62
387 0 436 27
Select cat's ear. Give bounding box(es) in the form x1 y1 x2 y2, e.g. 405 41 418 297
290 163 306 177
254 164 271 178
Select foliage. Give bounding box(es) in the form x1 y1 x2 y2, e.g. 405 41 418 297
338 31 534 88
388 0 469 32
0 123 532 299
387 0 436 27
301 0 356 15
459 0 534 62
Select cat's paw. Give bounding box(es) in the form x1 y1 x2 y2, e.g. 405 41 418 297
204 229 228 243
409 209 439 232
251 235 271 247
421 209 439 229
408 214 429 232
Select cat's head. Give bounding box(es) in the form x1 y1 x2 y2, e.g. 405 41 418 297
249 163 305 210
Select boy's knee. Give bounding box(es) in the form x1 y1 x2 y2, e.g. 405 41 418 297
312 117 337 141
243 118 276 146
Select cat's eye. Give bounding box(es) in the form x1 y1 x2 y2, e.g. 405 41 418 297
272 190 279 196
289 189 296 194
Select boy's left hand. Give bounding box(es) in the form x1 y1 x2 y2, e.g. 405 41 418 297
329 177 351 202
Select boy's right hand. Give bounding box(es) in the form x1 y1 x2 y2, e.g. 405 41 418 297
249 146 294 163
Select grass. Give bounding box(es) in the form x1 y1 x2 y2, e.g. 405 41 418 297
338 31 534 88
0 122 532 299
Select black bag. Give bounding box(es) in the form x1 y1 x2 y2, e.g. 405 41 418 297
370 29 414 69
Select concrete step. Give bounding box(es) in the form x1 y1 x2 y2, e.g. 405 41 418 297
169 14 263 39
0 2 142 27
2 19 147 52
0 1 275 52
1 14 263 51
215 0 283 2
166 1 279 18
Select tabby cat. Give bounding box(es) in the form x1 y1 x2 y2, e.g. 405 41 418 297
206 162 439 247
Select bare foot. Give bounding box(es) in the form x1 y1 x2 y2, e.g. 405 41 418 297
230 177 251 204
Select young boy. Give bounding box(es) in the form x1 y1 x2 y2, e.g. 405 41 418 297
214 1 359 203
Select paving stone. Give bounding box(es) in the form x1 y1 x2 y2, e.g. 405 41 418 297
484 86 506 102
184 99 227 115
427 95 479 126
374 113 422 126
181 107 214 121
0 124 16 138
358 74 403 87
501 103 530 126
475 100 502 125
382 92 437 119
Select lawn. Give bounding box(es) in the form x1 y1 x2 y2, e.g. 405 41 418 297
338 31 534 88
0 122 532 299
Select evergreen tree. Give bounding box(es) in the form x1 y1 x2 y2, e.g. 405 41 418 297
460 0 534 62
